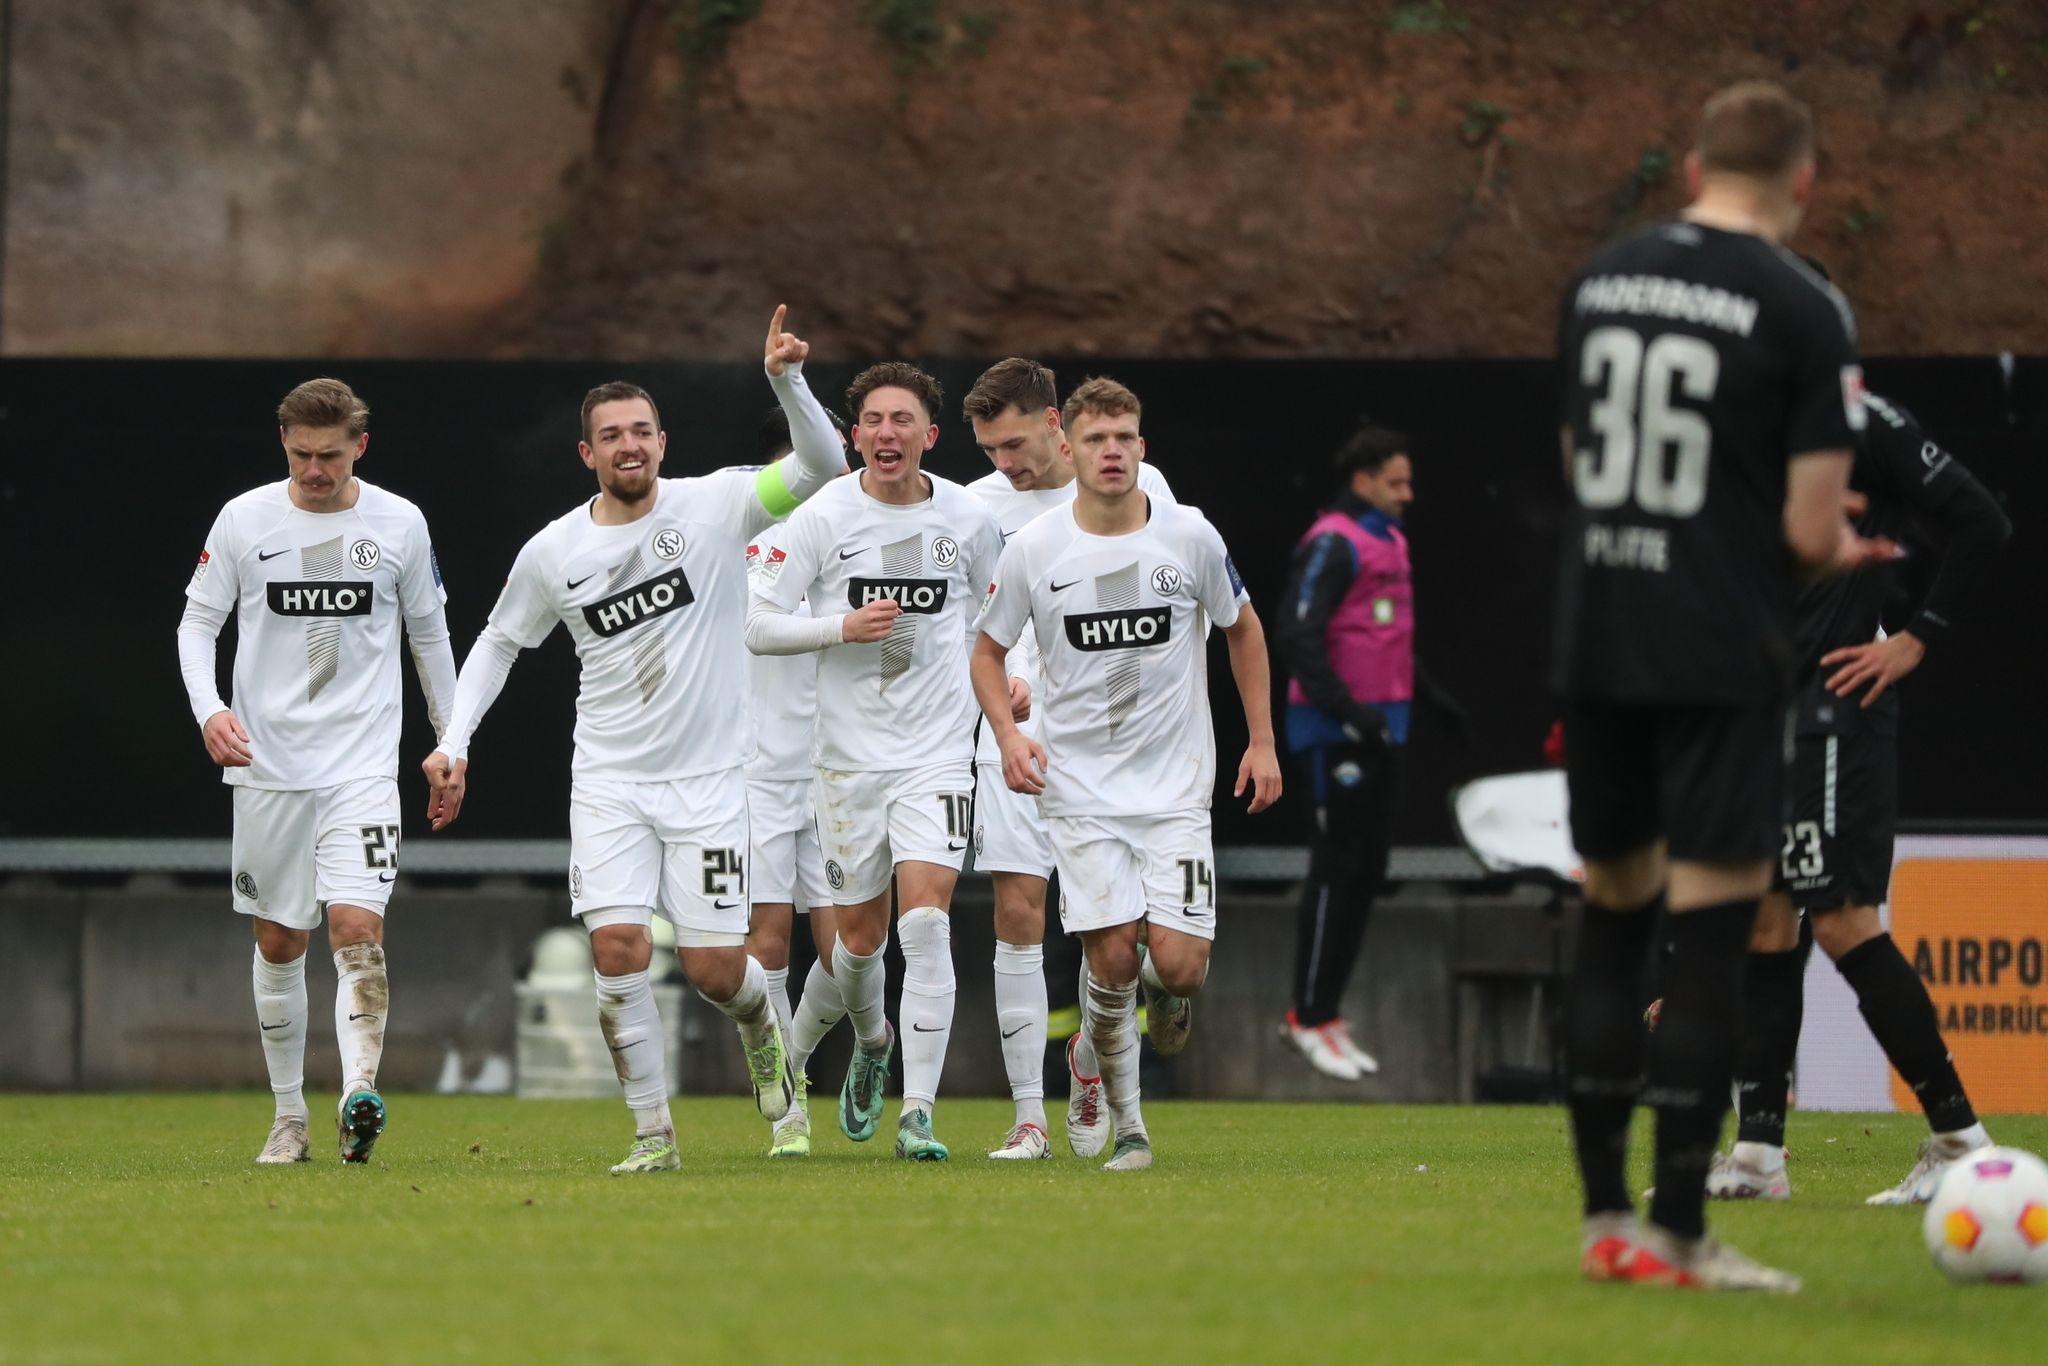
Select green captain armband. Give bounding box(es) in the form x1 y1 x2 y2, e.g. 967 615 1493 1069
754 458 801 519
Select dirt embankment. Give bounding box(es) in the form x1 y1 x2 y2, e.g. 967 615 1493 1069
11 2 2047 358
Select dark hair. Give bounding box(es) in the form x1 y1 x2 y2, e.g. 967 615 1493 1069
278 378 369 437
581 381 660 444
1697 80 1814 179
963 357 1058 422
756 403 847 463
1334 421 1409 481
846 363 944 425
1061 376 1142 430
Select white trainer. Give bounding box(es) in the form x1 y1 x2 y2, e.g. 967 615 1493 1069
1283 1011 1362 1081
1065 1034 1112 1158
1632 1226 1802 1293
1866 1130 1984 1206
1325 1018 1380 1075
256 1114 310 1165
1705 1147 1790 1201
988 1122 1052 1161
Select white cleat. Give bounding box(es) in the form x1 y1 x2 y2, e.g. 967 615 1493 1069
255 1114 310 1165
988 1122 1052 1161
1631 1227 1802 1293
1325 1018 1380 1076
1065 1034 1112 1159
1283 1011 1363 1081
1705 1148 1791 1201
1866 1131 1983 1206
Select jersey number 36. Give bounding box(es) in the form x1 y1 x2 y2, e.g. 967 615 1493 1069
1576 327 1720 518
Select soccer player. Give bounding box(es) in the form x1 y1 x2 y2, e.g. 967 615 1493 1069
1553 82 1893 1290
972 376 1282 1171
1273 422 1469 1081
1712 380 2009 1204
747 362 1004 1162
178 377 457 1165
960 357 1179 1161
421 308 845 1173
742 403 852 1159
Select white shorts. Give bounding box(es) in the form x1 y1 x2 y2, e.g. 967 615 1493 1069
973 761 1054 878
1048 808 1218 942
814 759 974 904
748 776 831 910
570 769 751 940
231 776 402 930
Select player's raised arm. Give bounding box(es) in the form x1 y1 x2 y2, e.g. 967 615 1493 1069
750 305 848 532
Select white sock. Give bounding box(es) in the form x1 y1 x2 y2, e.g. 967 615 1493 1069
897 906 955 1111
1944 1121 1992 1150
595 968 672 1136
1072 957 1100 1075
994 940 1048 1129
252 949 309 1119
834 938 890 1052
791 955 847 1076
332 943 388 1096
701 954 775 1049
763 965 793 1046
1730 1139 1786 1172
1085 971 1143 1136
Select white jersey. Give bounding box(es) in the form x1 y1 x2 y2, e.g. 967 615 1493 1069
965 463 1176 763
758 470 1003 772
743 521 817 781
975 498 1248 818
485 472 778 781
186 480 447 791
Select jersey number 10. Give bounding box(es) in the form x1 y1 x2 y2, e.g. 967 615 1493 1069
1576 327 1720 518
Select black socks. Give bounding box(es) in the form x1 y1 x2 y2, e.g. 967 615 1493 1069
1644 899 1756 1240
1734 920 1812 1148
1566 897 1660 1216
1838 932 1979 1135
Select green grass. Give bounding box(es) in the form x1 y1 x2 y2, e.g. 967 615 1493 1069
1 1097 2043 1363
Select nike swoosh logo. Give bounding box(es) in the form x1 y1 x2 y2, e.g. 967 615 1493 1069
911 1023 944 1033
1001 1023 1029 1039
566 573 595 590
713 898 740 910
1050 579 1080 593
838 547 866 560
257 548 290 561
260 1021 289 1031
946 841 967 852
349 1013 378 1022
377 872 397 883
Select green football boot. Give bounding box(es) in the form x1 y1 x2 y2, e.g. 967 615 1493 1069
768 1072 811 1158
895 1107 950 1162
838 1022 894 1142
744 1017 796 1124
609 1130 682 1174
1102 1131 1153 1171
337 1089 386 1165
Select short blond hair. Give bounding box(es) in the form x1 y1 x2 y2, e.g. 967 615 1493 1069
1697 80 1814 179
1061 376 1142 430
277 378 369 437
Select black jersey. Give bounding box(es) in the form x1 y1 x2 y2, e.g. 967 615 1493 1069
1551 221 1864 705
1791 392 1989 737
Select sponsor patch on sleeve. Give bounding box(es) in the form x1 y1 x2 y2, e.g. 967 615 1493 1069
430 546 443 587
1841 365 1868 432
983 580 998 611
190 548 211 588
1224 554 1246 598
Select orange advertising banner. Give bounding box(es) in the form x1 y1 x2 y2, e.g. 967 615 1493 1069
1888 859 2048 1115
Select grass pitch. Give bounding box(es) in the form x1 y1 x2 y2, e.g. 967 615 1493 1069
1 1096 2043 1364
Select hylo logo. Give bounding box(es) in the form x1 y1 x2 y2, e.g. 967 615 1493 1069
653 529 684 561
1151 565 1182 596
349 539 380 571
931 536 959 568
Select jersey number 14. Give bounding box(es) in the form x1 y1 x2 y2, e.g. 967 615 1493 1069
1576 328 1720 518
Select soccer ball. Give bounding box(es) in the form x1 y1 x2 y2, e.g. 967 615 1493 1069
1922 1146 2048 1285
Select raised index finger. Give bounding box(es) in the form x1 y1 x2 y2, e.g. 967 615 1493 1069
767 304 787 347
